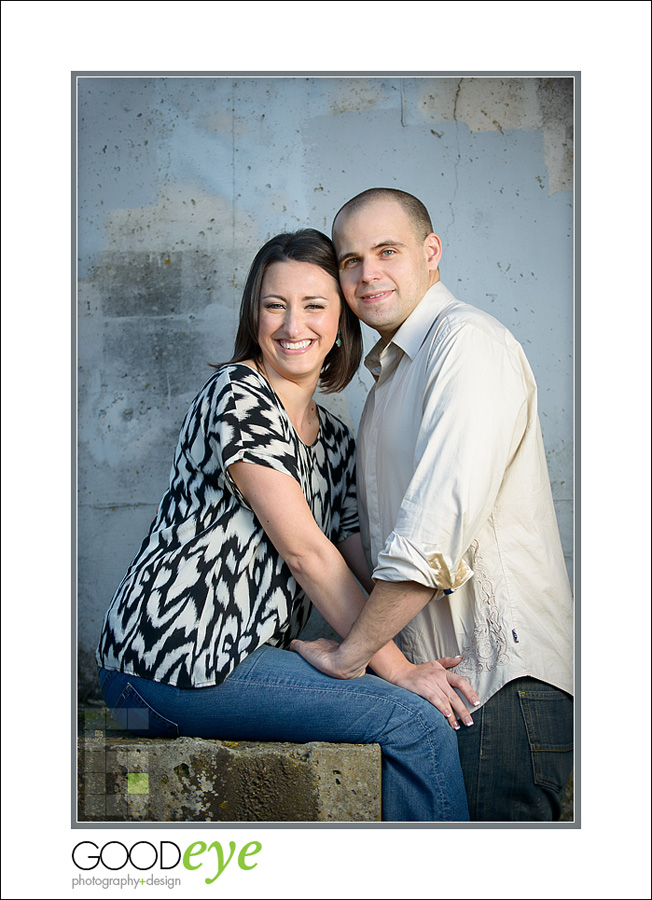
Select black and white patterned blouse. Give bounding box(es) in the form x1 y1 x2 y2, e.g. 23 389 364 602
96 363 359 689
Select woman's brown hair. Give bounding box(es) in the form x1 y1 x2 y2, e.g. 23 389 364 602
219 229 362 393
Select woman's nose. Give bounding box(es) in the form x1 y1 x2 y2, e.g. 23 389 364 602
283 306 304 336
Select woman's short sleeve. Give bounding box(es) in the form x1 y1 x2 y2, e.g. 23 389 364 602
197 367 301 505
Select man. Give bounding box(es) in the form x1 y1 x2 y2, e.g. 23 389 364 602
292 188 574 821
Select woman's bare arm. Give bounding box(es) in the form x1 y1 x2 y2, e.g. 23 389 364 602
229 461 479 726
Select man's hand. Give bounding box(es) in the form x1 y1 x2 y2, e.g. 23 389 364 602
290 638 367 680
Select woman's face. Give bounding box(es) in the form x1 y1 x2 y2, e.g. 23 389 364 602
257 259 341 386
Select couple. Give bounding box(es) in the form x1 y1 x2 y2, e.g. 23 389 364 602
97 188 574 823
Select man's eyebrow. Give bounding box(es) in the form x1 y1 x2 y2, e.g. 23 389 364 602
374 240 407 248
337 240 407 264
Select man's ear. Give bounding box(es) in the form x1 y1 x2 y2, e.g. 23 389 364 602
424 233 443 273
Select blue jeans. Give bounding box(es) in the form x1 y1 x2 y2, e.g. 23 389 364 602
98 645 469 822
456 676 573 821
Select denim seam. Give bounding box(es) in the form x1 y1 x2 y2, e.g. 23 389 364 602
411 705 452 820
114 682 180 735
99 668 117 693
518 690 569 699
474 704 486 816
223 675 431 715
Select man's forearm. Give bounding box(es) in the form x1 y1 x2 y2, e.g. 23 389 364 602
331 580 436 677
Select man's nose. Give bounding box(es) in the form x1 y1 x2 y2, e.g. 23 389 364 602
360 258 380 283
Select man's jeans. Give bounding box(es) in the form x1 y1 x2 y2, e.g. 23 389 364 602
99 644 469 823
456 676 573 821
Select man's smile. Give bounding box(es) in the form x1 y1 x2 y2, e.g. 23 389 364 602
359 289 394 302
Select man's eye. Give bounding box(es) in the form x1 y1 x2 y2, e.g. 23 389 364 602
341 258 359 268
381 249 395 257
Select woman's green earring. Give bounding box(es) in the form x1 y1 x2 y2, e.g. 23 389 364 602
335 331 342 348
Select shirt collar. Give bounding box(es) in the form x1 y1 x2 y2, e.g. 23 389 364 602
364 281 456 375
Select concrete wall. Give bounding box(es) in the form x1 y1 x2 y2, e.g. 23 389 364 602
77 75 574 697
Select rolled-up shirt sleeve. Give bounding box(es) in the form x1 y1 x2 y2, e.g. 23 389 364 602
372 320 530 591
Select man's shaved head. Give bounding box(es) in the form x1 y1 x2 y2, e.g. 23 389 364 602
333 188 434 241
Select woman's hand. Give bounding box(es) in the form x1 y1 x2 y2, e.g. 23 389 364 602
386 655 480 730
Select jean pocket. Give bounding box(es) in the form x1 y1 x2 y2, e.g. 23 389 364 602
112 682 180 738
518 689 573 793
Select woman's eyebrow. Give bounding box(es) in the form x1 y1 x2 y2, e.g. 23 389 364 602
261 293 332 301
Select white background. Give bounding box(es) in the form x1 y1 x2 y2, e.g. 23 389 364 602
1 2 650 898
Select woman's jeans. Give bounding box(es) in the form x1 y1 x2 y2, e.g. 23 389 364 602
98 644 469 822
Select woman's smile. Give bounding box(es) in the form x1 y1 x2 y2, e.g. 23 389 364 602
258 259 341 384
276 338 316 352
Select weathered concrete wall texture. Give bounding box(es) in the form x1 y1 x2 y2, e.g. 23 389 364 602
78 76 574 697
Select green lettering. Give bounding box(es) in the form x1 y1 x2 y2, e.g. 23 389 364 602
182 841 206 871
204 841 237 885
238 841 262 871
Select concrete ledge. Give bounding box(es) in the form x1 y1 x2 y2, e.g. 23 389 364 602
78 707 574 822
78 707 381 823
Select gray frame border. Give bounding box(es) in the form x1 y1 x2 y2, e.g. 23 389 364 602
72 69 580 830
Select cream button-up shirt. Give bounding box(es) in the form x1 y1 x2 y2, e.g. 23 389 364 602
357 282 573 705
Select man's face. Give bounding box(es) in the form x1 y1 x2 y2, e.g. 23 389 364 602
333 198 442 340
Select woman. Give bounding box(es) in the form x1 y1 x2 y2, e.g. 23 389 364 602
97 229 473 821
